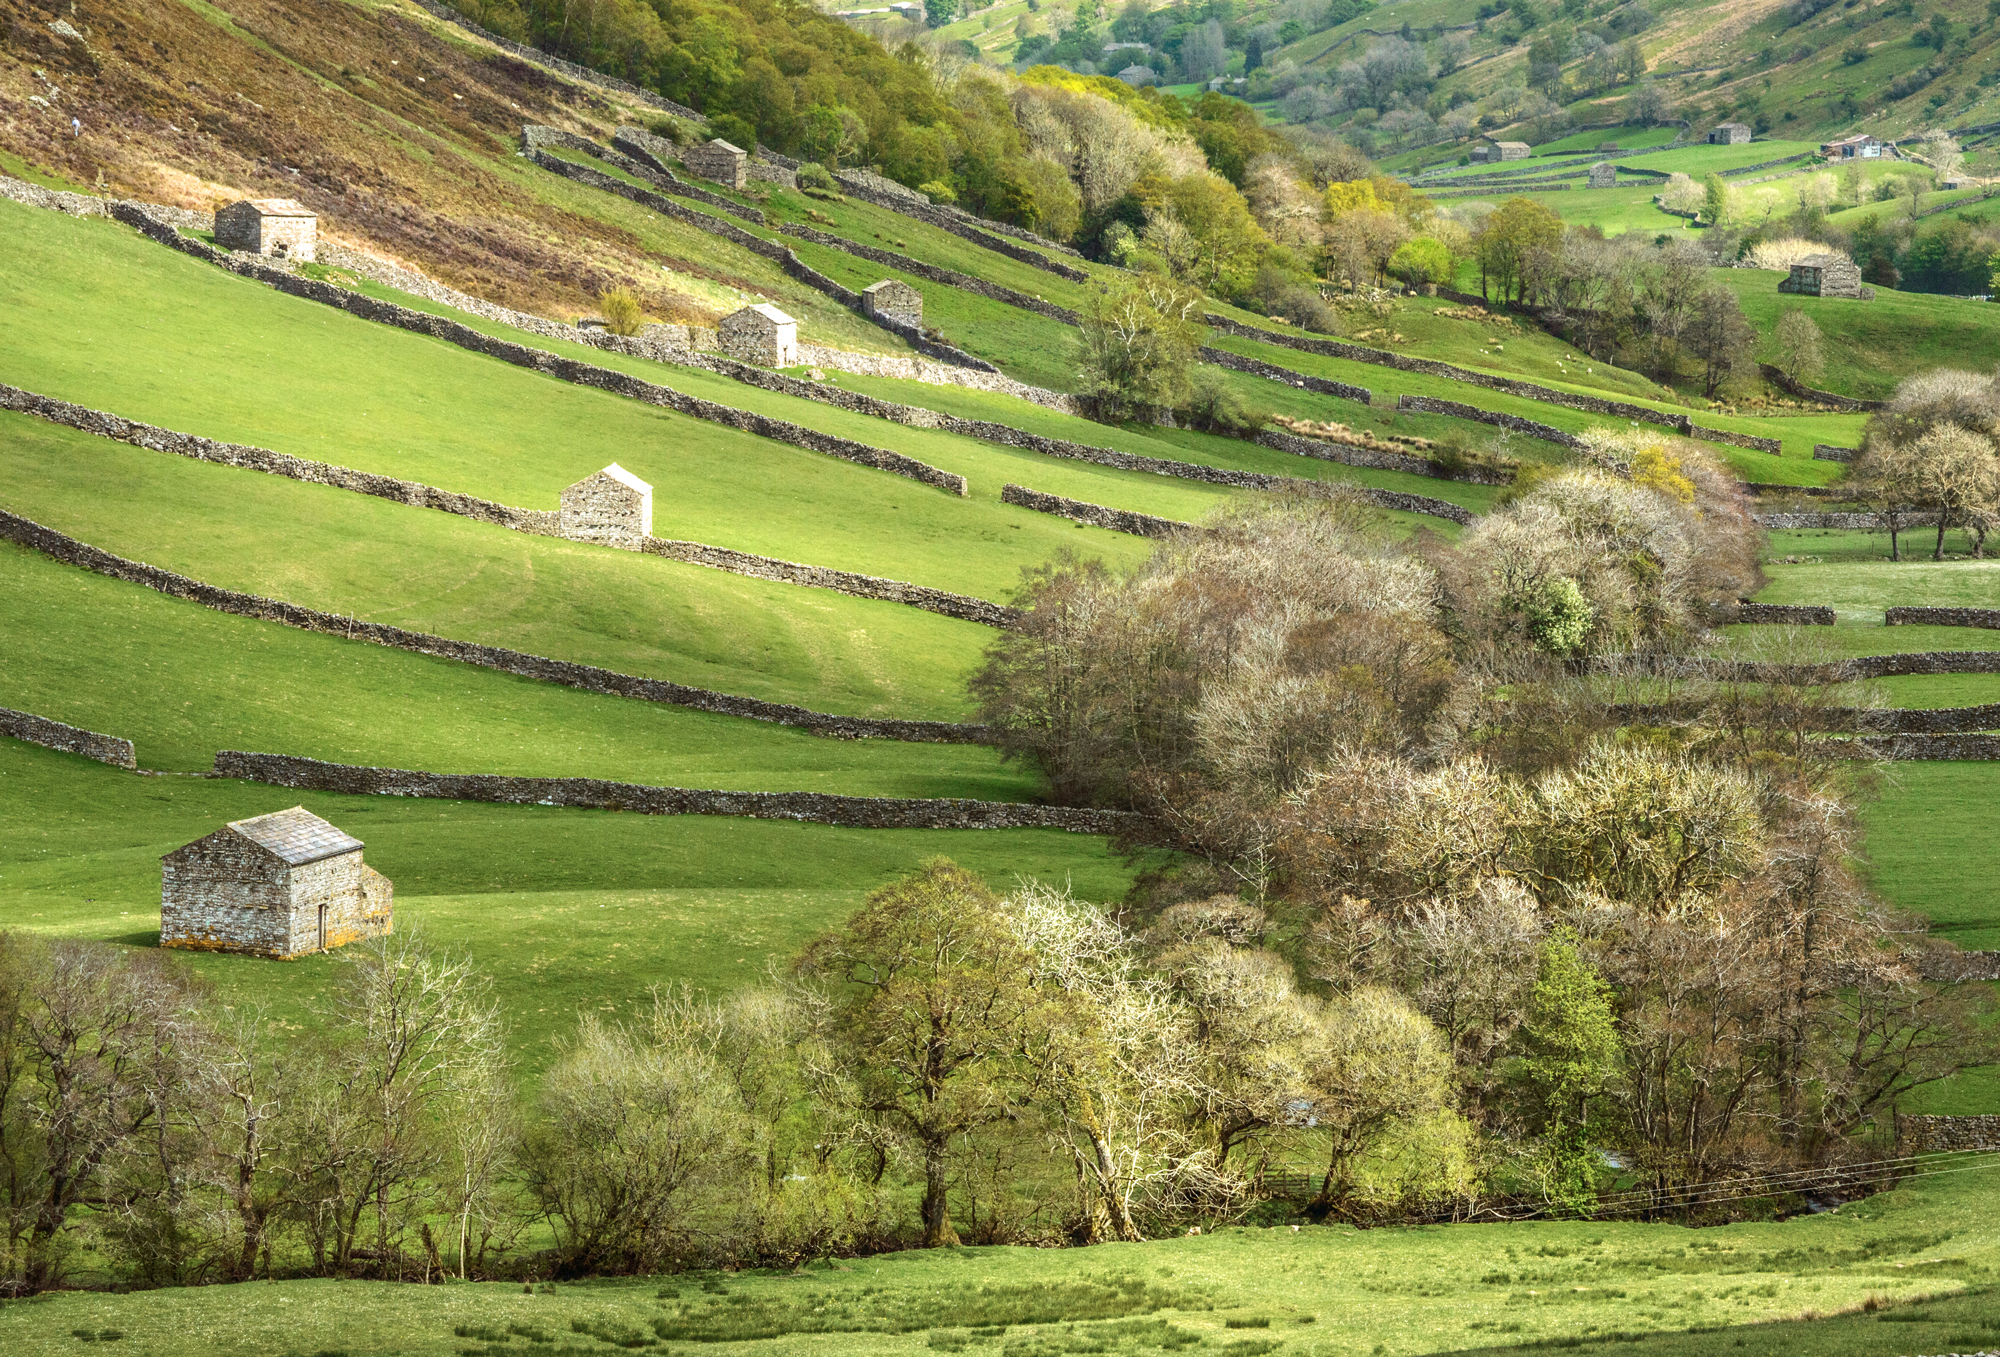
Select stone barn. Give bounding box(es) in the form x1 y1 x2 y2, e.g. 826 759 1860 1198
161 807 391 958
1707 122 1752 145
560 462 654 548
719 302 799 366
683 139 747 189
861 279 923 328
1777 253 1874 300
1470 140 1530 163
213 199 317 262
1587 162 1616 188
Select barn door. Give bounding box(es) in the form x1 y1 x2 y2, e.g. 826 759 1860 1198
318 902 327 952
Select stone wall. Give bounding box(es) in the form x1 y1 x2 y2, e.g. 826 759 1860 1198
528 150 998 371
0 382 1019 626
1612 651 2000 683
1733 603 1836 625
1886 607 2000 630
1613 700 2000 736
109 199 976 496
1917 950 2000 982
1898 1115 2000 1153
1206 313 1693 431
1256 428 1512 484
1752 510 1941 529
1198 347 1373 405
1690 425 1782 454
779 223 1081 324
1001 484 1191 538
213 751 1153 837
1395 394 1586 450
826 170 1090 278
0 507 998 744
161 833 293 956
1845 733 2000 760
0 705 137 768
1813 444 1859 462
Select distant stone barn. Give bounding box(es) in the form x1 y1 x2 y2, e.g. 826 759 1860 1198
561 462 654 548
1587 162 1616 188
1471 140 1529 163
161 807 391 958
861 279 923 328
1777 253 1874 300
214 198 317 262
719 303 799 367
1707 122 1752 145
682 139 747 189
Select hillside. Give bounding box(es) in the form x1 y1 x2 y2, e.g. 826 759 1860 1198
8 0 2000 1350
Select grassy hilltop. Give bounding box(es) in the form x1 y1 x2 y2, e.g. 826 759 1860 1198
4 0 2000 1351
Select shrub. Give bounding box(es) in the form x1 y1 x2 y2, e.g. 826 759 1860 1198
1388 236 1454 286
598 288 646 336
918 179 957 204
796 161 838 195
1744 237 1843 271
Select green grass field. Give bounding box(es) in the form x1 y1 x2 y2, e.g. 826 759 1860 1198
1 1163 1995 1356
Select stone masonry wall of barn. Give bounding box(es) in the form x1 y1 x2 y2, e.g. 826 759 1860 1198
280 853 367 956
162 836 295 955
560 471 649 548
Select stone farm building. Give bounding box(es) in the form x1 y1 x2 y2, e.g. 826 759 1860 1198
1822 134 1885 159
683 139 747 189
861 278 923 327
1471 140 1530 163
560 462 654 548
213 198 316 261
1116 64 1160 87
1777 253 1873 300
1587 162 1616 188
719 302 799 366
161 807 391 958
1707 122 1752 145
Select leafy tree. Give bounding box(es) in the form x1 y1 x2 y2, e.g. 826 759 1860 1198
1388 236 1453 286
1702 173 1729 226
1687 286 1757 398
1515 936 1619 1214
1472 197 1563 304
798 862 1061 1247
1073 278 1207 420
1773 308 1825 387
924 0 958 27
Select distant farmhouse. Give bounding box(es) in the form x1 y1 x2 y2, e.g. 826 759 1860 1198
161 807 391 958
560 463 653 549
683 138 747 189
1777 253 1874 301
1822 134 1885 159
1116 64 1159 87
214 198 316 262
719 302 799 367
1471 140 1530 163
1707 122 1752 145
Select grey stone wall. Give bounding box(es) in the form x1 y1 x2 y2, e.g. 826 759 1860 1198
1752 510 1942 529
1732 603 1836 625
1916 950 2000 982
1898 1114 2000 1152
781 224 1081 324
1206 313 1692 431
0 705 137 768
1198 346 1373 405
1395 394 1586 450
528 151 998 371
1257 428 1511 483
110 198 976 495
540 127 765 223
213 751 1153 837
1843 733 2000 759
1609 651 2000 682
1690 425 1782 454
1612 699 2000 735
162 835 293 956
1001 484 1191 538
827 170 1090 279
0 507 998 744
0 381 1019 626
1886 607 2000 630
1813 443 1859 461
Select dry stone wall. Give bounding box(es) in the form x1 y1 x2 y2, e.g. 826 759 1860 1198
528 150 998 371
1732 603 1835 625
1753 510 1941 529
0 381 1015 625
0 706 137 768
1396 394 1585 450
1813 444 1859 461
1887 607 2000 629
1206 313 1692 431
1689 425 1782 454
1613 700 2000 735
1001 485 1191 538
109 199 974 495
1257 428 1511 483
778 223 1082 324
827 170 1090 278
214 752 1150 837
1899 1115 2000 1152
0 508 994 744
1199 347 1372 404
528 126 764 222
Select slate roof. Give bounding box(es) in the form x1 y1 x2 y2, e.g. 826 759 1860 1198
740 302 796 327
598 462 652 495
227 807 363 865
704 139 745 155
238 198 315 217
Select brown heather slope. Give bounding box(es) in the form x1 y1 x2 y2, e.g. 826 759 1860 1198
0 0 892 336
